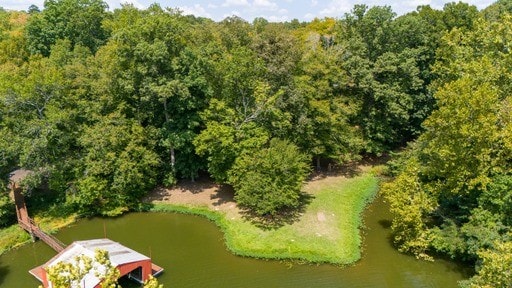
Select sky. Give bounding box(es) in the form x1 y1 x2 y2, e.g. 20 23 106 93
1 0 496 22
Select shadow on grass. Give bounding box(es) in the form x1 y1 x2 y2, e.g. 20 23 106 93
239 193 315 230
175 176 218 194
210 185 235 206
309 154 390 181
308 162 361 181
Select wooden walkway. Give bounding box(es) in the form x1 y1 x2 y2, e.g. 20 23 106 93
10 180 65 252
18 216 66 252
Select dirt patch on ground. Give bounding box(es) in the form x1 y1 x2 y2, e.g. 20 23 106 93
317 211 326 222
145 177 241 218
145 163 377 231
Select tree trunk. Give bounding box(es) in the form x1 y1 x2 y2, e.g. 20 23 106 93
170 147 175 168
164 99 175 169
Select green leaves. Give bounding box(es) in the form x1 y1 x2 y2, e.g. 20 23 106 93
47 251 94 288
75 115 160 216
26 0 109 56
47 249 163 287
337 7 437 152
228 138 310 217
420 76 500 194
382 156 436 259
463 240 512 288
47 249 120 288
384 10 512 285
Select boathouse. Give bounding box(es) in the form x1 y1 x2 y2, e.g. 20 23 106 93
8 170 163 287
30 238 164 288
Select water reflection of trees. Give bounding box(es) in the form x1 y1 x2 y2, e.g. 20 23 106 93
0 260 9 286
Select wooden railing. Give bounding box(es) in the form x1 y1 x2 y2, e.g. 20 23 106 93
18 217 66 252
11 183 66 253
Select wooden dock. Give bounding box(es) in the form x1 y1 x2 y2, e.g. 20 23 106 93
18 216 66 252
9 173 65 252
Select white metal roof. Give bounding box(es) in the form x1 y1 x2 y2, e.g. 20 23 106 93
45 239 150 288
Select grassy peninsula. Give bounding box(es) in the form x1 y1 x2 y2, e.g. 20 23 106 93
149 169 380 264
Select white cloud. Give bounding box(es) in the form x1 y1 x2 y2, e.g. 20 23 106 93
266 14 289 22
304 12 315 19
179 4 212 18
222 0 250 7
399 0 431 9
223 10 242 19
118 0 146 9
253 0 278 10
319 0 353 17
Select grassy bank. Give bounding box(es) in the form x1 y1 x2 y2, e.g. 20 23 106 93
0 213 76 256
151 171 380 264
0 170 379 265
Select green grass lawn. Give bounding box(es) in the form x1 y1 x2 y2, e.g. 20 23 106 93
152 171 380 265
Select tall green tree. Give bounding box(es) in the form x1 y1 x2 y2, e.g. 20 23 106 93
228 138 310 217
384 14 512 286
26 0 109 56
74 114 160 216
336 5 436 152
290 35 363 168
194 46 274 182
100 4 206 183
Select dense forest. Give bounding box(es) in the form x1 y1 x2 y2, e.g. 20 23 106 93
0 0 511 287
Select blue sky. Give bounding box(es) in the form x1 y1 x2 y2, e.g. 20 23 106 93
2 0 495 22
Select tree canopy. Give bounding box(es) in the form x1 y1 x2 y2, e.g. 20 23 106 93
0 2 511 286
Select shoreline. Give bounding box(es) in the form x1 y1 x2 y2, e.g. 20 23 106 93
146 170 380 264
1 168 380 265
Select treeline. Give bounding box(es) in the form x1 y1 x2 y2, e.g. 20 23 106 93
0 0 511 285
383 2 512 287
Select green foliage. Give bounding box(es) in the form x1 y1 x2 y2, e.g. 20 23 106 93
74 115 160 216
194 45 275 181
101 4 206 181
46 248 163 288
384 11 512 287
144 275 164 288
441 2 479 31
337 5 438 152
462 240 512 288
228 138 310 217
483 0 512 21
2 4 510 286
289 37 363 165
26 0 109 56
419 75 501 195
0 10 29 65
382 156 436 259
47 251 94 288
0 192 15 227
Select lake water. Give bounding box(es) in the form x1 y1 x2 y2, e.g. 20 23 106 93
0 197 471 287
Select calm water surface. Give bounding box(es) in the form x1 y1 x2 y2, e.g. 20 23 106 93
0 197 470 287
